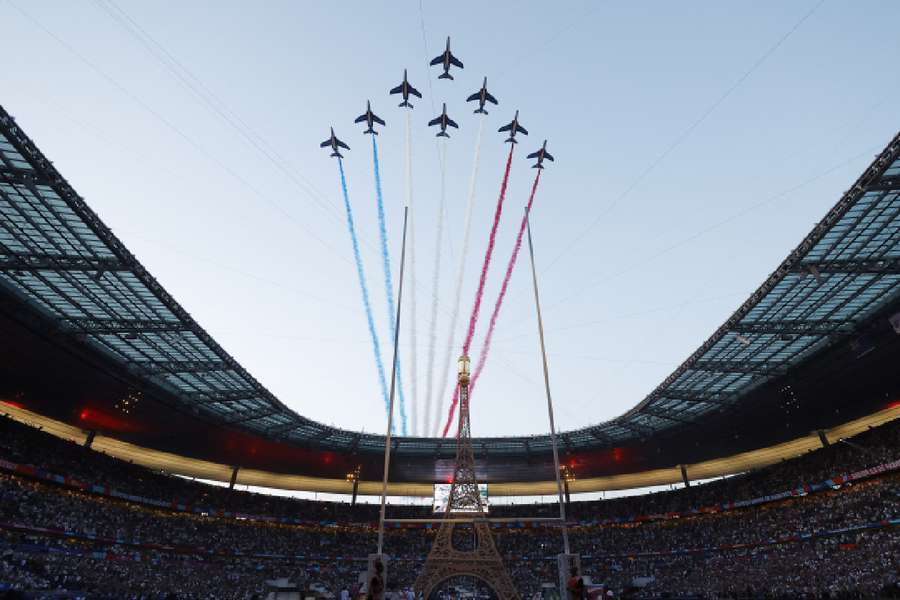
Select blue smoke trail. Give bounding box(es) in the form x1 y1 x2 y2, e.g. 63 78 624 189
372 136 408 435
337 158 393 434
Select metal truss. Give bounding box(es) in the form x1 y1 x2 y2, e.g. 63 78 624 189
792 258 900 275
185 390 261 404
691 360 785 376
0 253 127 273
130 360 229 375
731 319 853 336
61 317 186 335
654 389 733 405
222 407 278 425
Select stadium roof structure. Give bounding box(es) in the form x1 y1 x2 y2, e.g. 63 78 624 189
1 103 900 487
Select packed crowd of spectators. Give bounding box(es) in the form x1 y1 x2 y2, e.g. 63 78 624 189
0 415 898 598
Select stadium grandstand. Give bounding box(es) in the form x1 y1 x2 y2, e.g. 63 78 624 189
1 39 900 600
2 95 900 597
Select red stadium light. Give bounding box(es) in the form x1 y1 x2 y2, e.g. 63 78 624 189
77 407 137 432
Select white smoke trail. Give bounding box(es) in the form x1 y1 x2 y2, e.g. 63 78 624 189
431 115 485 435
422 138 448 438
405 110 416 436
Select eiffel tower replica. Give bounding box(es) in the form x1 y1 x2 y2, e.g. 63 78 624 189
414 355 520 600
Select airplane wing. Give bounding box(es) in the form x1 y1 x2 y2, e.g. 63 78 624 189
498 123 513 133
449 54 464 69
389 84 403 95
484 91 498 105
337 140 350 150
409 85 422 98
320 139 331 148
526 150 539 159
544 152 554 162
428 116 442 127
353 115 366 124
447 118 459 129
516 124 529 135
430 54 443 66
466 92 480 102
373 115 386 126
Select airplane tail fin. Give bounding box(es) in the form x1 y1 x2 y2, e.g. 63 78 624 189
473 108 488 115
505 137 517 144
398 101 413 108
364 128 377 135
436 131 450 138
330 151 344 159
532 163 543 169
438 72 453 80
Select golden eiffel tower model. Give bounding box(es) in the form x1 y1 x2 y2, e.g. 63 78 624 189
414 355 520 600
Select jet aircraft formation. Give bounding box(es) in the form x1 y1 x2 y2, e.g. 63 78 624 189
319 36 552 168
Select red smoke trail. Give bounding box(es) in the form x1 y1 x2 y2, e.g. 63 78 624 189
470 169 542 392
442 144 515 436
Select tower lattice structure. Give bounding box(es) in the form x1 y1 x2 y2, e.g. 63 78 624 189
414 356 520 600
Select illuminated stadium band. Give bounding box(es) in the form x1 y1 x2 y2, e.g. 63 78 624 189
0 102 899 462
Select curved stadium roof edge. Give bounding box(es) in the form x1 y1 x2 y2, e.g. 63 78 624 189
1 103 900 457
3 401 898 496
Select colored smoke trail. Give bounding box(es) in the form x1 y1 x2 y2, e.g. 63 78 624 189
442 143 516 437
431 115 485 435
403 111 414 436
371 136 408 433
470 169 543 391
422 139 448 438
337 158 392 432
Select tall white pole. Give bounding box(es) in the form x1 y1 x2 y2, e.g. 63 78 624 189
378 207 409 555
525 210 570 554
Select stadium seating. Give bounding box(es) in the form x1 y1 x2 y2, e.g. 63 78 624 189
0 415 898 599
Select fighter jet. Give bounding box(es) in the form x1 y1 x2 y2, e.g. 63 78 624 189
430 37 464 80
498 110 528 144
527 140 554 169
389 69 422 108
466 77 499 114
354 101 385 135
320 127 350 158
428 103 459 138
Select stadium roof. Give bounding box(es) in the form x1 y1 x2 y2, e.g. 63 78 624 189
1 103 899 458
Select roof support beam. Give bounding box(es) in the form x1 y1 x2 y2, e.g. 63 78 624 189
641 408 695 426
0 164 51 186
587 428 615 444
691 360 784 376
617 419 655 437
654 389 730 405
731 319 851 336
223 407 278 425
61 317 186 335
792 258 900 276
186 390 261 404
0 253 127 273
865 176 900 193
268 420 304 436
130 360 229 375
314 427 335 441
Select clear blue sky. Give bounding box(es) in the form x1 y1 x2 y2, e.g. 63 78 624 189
2 0 898 438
